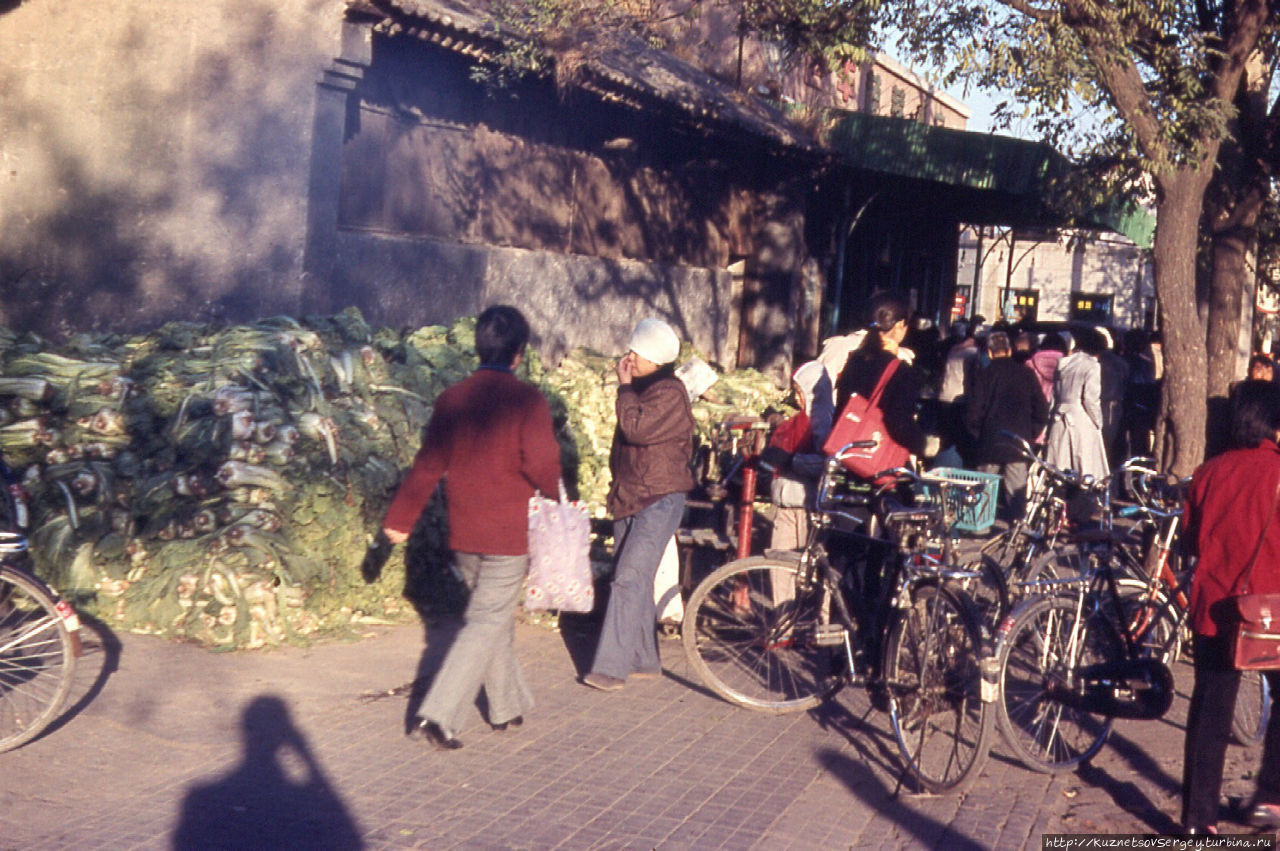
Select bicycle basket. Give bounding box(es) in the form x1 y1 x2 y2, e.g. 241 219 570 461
916 467 1001 534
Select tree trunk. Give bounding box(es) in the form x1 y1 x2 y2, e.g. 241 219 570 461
1206 212 1259 395
1203 56 1271 455
1154 171 1212 475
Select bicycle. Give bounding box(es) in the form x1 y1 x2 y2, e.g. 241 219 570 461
1113 473 1271 748
681 444 996 794
0 452 83 753
992 513 1178 773
983 432 1157 591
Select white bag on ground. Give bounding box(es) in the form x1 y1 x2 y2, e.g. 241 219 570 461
525 482 594 613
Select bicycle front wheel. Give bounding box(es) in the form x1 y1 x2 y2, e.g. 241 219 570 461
0 567 77 752
682 556 845 713
1232 670 1272 748
996 594 1122 773
884 582 993 794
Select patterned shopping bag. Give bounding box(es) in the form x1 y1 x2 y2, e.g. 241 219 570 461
525 482 594 613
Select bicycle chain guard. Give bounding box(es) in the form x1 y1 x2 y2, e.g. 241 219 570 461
1043 657 1175 720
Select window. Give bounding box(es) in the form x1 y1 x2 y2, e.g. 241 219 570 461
1003 289 1039 323
890 86 905 118
1070 293 1113 323
866 73 881 114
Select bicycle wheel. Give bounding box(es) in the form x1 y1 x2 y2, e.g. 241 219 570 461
996 594 1122 773
884 582 993 794
0 567 77 752
682 556 846 713
1232 670 1272 748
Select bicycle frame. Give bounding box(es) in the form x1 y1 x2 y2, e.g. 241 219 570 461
806 453 989 687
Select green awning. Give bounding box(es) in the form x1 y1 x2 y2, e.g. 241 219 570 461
821 110 1154 248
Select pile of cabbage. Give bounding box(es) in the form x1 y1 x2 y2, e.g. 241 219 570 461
0 310 783 648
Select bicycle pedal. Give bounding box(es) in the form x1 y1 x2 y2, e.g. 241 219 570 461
812 624 848 646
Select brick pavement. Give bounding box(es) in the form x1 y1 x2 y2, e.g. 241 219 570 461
0 611 1269 849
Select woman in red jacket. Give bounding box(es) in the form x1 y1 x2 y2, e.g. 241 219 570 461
382 306 561 749
1182 379 1280 833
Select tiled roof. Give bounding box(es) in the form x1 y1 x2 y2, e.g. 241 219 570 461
347 0 821 151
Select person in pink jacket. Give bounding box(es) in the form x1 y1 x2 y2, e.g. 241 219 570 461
1025 332 1067 442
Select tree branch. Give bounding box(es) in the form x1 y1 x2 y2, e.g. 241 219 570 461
995 0 1053 23
1211 0 1269 103
1056 0 1167 166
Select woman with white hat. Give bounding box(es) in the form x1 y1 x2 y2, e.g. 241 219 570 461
583 318 695 691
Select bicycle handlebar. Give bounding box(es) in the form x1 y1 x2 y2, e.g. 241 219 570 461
1118 503 1182 521
997 429 1117 493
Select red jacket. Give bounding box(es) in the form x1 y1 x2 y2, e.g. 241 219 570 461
383 369 562 555
1187 441 1280 636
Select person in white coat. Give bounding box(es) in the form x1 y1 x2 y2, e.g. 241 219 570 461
1044 326 1110 482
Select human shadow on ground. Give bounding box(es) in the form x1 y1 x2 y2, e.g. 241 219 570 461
402 618 463 733
172 695 363 850
35 610 120 744
816 748 985 849
557 609 604 677
358 517 469 733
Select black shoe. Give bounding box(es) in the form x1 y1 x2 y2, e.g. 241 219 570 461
410 718 462 750
490 715 524 731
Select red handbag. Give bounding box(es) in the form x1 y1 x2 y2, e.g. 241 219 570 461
1228 482 1280 670
821 357 910 482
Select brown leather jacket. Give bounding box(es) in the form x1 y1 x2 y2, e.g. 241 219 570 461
607 372 695 518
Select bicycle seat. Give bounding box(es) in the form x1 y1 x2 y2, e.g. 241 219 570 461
1071 527 1129 545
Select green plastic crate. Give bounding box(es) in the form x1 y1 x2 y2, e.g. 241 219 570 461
916 467 1001 534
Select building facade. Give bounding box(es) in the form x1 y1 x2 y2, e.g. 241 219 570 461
956 226 1155 330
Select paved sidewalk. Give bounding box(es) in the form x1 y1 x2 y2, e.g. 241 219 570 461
0 610 1268 849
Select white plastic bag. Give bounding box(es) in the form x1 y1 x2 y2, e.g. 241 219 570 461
653 534 683 623
525 482 594 613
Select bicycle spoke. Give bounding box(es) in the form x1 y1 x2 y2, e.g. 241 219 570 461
684 558 842 712
0 568 76 752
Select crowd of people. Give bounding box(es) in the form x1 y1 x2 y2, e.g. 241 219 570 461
378 297 1280 837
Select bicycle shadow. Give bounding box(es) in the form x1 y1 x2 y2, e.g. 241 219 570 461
172 695 363 850
815 748 985 849
1052 720 1182 834
810 694 910 784
32 611 121 745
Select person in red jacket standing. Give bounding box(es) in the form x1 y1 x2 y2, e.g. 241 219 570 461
383 305 561 750
1182 380 1280 833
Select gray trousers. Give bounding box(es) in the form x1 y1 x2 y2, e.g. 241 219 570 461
591 493 686 679
420 552 533 734
978 461 1028 522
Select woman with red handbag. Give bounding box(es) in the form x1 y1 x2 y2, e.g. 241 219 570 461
831 292 927 464
1182 379 1280 834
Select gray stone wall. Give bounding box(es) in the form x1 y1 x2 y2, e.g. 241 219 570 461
326 229 737 367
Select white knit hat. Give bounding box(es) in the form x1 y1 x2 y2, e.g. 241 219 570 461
627 318 681 365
